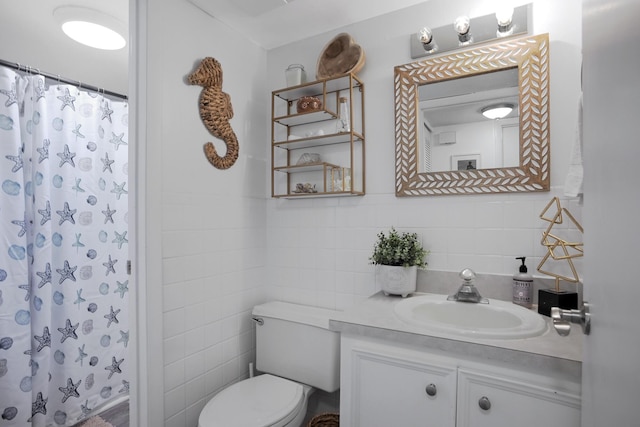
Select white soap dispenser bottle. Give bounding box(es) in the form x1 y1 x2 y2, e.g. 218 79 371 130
513 256 533 308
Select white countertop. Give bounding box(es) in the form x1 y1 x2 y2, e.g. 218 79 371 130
329 292 583 381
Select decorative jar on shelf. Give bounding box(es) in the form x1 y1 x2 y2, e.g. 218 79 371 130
336 97 350 133
285 64 306 87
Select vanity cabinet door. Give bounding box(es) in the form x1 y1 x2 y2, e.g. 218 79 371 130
456 368 581 427
341 338 457 427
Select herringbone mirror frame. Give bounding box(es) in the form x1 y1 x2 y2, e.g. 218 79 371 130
394 33 550 196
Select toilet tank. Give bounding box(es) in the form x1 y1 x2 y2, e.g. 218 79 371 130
252 301 341 392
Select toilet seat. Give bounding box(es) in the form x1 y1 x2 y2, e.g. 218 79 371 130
198 374 305 427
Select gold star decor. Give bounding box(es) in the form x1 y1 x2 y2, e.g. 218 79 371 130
537 197 584 291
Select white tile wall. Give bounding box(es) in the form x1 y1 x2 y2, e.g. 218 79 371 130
266 190 583 311
261 180 581 421
152 2 269 424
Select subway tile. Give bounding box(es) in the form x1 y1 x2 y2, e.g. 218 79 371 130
164 335 185 366
164 385 185 419
164 360 185 392
185 351 205 382
163 308 186 338
163 283 186 312
205 366 224 395
162 257 185 285
164 411 186 427
184 326 206 355
184 302 206 330
185 376 205 407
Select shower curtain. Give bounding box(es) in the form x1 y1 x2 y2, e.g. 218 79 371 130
0 65 129 426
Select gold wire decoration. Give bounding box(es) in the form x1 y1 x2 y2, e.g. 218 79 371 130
537 197 584 291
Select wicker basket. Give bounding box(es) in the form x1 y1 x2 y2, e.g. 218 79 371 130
307 412 339 427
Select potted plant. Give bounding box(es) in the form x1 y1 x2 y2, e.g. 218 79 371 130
370 227 428 297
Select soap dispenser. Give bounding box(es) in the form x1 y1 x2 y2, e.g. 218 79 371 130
513 257 533 308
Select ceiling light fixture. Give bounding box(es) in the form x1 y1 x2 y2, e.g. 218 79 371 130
54 6 127 51
62 21 126 50
481 103 514 119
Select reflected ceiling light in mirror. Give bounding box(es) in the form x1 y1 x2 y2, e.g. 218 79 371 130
496 6 515 37
54 6 127 50
481 103 514 119
417 27 438 53
454 16 473 46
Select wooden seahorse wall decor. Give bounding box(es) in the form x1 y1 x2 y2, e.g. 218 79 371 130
187 57 239 169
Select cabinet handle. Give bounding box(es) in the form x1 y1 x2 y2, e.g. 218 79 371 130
478 396 491 411
425 383 437 397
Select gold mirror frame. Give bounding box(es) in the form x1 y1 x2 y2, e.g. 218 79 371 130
394 33 550 196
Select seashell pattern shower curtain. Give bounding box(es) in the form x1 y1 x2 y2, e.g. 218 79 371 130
0 65 129 426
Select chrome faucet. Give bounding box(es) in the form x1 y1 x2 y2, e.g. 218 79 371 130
448 268 489 304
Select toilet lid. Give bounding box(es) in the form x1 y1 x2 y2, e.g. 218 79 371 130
199 374 304 427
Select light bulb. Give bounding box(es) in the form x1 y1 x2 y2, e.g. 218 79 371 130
496 7 514 27
454 16 473 45
418 27 433 44
417 27 437 53
454 16 470 35
496 6 515 37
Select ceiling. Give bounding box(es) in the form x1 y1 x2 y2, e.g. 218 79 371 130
1 0 428 94
188 0 430 49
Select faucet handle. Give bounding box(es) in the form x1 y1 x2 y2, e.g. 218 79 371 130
448 268 488 304
459 268 476 282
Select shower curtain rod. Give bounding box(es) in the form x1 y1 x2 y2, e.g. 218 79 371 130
0 58 128 100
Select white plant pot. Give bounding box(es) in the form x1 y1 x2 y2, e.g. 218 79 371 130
376 265 417 298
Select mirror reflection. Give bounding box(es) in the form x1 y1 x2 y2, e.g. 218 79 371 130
419 68 519 172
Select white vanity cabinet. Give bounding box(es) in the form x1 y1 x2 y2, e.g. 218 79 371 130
457 367 581 427
341 336 457 427
340 335 581 427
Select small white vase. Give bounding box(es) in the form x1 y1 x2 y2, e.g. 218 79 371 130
376 265 417 298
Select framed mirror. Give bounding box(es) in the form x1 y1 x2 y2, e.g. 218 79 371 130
394 33 550 196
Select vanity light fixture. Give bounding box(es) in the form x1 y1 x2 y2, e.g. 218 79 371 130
481 103 514 120
454 16 473 46
54 6 127 51
496 6 515 37
409 4 530 60
417 27 438 53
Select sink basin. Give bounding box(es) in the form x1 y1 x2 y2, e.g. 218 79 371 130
393 294 548 339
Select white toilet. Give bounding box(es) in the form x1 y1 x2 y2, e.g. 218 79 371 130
198 301 341 427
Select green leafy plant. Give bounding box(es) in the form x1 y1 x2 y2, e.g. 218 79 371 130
369 227 428 268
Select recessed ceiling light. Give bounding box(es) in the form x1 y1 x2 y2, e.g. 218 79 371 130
62 21 126 50
481 103 514 120
54 6 127 51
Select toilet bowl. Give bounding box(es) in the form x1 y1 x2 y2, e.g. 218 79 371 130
198 374 313 427
197 301 341 427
